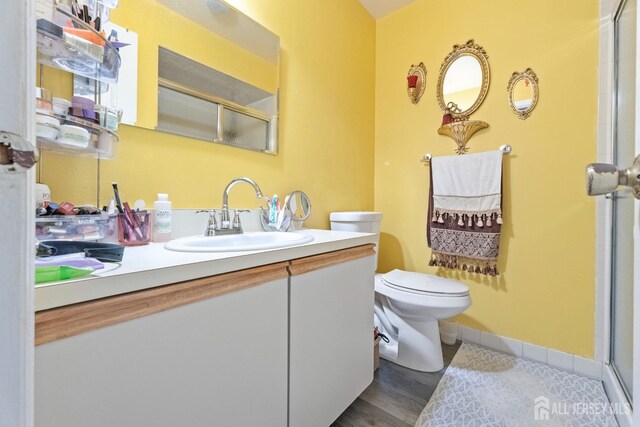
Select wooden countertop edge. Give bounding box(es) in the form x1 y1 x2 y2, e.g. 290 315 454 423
35 261 289 346
35 244 376 346
287 244 375 276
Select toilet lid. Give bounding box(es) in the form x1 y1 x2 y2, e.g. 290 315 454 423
329 212 383 222
382 269 469 296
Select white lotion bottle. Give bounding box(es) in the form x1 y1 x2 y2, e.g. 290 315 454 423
153 193 172 242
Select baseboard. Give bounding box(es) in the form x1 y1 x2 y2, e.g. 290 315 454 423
441 321 604 380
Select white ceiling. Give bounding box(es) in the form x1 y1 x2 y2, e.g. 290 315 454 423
358 0 417 19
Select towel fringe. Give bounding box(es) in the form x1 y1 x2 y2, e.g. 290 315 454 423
432 210 503 229
429 252 499 276
433 207 501 218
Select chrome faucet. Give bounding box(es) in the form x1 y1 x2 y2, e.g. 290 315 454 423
195 178 265 236
218 177 264 234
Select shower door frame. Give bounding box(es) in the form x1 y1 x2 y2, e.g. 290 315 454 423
0 1 35 427
599 0 640 426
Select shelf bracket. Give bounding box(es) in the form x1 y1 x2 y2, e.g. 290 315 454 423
437 120 489 154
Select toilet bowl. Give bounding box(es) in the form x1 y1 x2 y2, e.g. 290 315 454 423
330 211 472 373
374 270 470 372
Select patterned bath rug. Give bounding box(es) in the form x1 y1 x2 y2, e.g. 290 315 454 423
415 343 618 426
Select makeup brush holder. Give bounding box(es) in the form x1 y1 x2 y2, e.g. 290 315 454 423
260 208 292 232
117 212 151 246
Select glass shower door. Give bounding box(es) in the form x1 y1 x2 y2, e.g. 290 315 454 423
611 0 638 403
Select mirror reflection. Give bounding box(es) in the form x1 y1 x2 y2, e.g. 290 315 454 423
512 79 534 111
507 68 539 120
436 39 490 119
110 0 280 153
443 55 482 112
285 190 312 230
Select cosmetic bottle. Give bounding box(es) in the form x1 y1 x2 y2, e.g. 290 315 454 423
153 193 172 242
34 182 51 209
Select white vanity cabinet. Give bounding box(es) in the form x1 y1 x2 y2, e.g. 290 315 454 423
288 245 376 427
34 243 376 427
35 263 289 427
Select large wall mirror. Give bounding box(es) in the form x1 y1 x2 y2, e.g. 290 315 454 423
109 0 280 153
436 39 490 119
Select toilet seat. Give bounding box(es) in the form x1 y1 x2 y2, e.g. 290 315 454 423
381 269 469 297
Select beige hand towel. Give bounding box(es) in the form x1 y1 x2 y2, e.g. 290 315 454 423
427 150 503 276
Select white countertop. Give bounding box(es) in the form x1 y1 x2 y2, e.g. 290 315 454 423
35 229 377 311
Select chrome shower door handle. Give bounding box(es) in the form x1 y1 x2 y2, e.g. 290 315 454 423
586 155 640 199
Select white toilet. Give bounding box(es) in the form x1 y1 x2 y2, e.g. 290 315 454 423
330 211 471 372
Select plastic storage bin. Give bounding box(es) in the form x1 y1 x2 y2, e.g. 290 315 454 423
36 214 116 241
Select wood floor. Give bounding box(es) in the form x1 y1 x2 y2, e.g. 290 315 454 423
331 341 461 427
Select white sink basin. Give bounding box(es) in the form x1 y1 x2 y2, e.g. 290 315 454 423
164 231 314 253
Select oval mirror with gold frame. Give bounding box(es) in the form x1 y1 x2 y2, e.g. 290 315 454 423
507 68 539 120
436 39 490 119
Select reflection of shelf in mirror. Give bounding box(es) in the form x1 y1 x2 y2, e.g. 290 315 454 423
437 120 489 154
74 75 111 95
37 137 114 159
36 8 121 84
36 112 118 159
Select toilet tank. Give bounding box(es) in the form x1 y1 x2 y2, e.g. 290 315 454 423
330 212 383 269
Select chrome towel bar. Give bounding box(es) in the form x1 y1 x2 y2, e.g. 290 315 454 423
421 144 512 164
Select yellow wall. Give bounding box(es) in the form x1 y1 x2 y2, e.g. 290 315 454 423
40 0 376 228
39 0 600 357
375 0 598 356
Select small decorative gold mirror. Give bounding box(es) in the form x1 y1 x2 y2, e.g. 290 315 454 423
507 68 539 120
437 40 490 119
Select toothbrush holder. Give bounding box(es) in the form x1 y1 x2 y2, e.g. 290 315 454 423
260 208 292 232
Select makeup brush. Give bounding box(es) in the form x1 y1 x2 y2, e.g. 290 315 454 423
112 182 124 214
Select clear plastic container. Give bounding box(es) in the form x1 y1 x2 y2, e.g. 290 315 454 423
36 111 119 159
117 212 151 246
36 87 53 113
36 6 121 83
96 130 117 157
36 214 116 241
260 208 291 232
96 0 119 10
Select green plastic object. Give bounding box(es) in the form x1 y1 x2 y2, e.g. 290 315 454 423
35 266 93 284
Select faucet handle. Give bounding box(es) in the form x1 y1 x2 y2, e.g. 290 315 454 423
232 209 250 230
196 209 218 219
196 209 218 236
